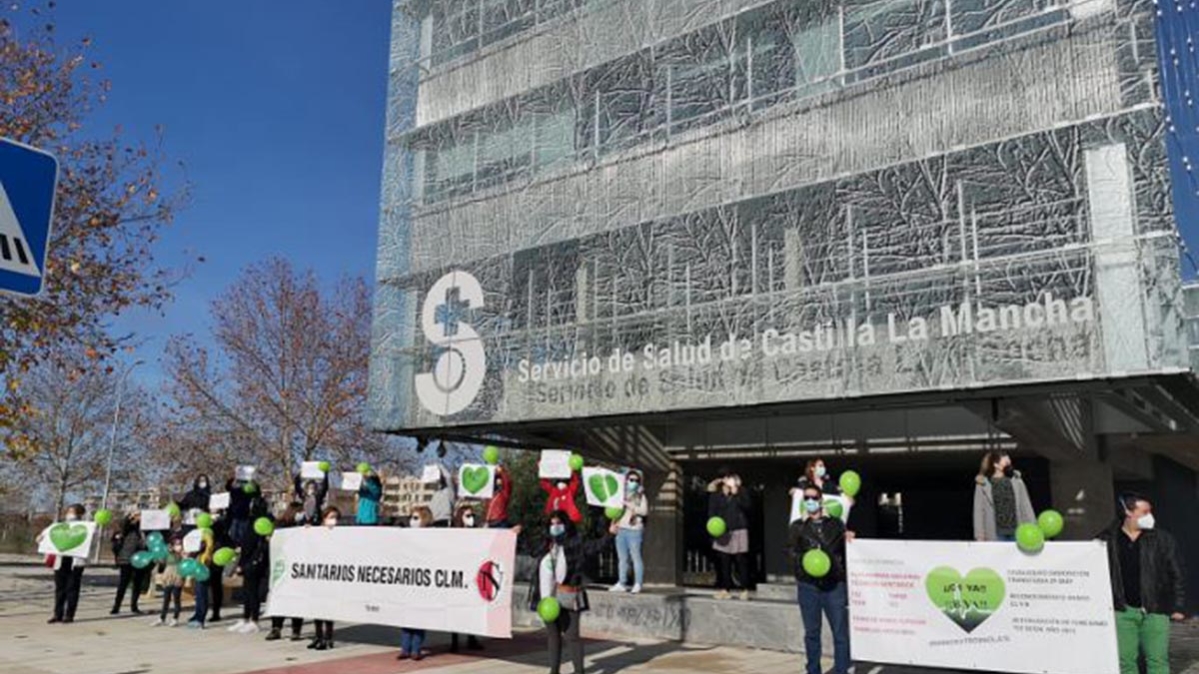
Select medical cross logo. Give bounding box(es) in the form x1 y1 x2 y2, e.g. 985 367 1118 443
415 271 486 416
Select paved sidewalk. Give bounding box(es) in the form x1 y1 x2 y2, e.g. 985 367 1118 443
2 563 1197 674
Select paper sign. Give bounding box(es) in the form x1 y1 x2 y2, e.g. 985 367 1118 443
582 467 625 508
140 509 170 531
420 464 443 485
183 529 204 553
538 450 572 480
790 493 852 524
457 464 495 500
235 465 256 482
300 461 325 479
340 472 363 492
209 493 231 510
37 521 97 558
183 508 200 526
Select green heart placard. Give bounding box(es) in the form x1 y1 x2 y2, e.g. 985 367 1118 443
925 566 1006 633
462 465 491 495
588 473 619 503
49 523 89 553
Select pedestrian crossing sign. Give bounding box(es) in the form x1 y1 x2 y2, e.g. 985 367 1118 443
0 138 58 297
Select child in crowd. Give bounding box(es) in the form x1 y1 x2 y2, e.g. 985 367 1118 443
308 507 340 650
152 537 186 627
398 506 433 661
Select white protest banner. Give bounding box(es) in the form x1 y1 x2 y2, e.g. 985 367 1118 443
789 493 852 524
266 527 516 638
458 464 495 500
847 539 1118 674
339 472 363 492
235 465 256 482
209 492 231 510
538 450 572 480
37 521 97 559
140 509 171 531
420 464 443 484
300 461 326 479
581 467 624 508
183 529 204 553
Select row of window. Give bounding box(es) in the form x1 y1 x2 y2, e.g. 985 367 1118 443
415 0 1076 206
428 0 597 66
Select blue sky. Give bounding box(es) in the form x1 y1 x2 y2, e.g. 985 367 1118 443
48 2 394 385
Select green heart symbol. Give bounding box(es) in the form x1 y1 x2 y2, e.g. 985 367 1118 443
925 566 1006 633
588 474 619 502
462 466 490 494
49 523 88 553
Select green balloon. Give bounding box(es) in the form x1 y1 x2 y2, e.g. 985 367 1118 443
706 516 727 538
802 549 832 578
253 517 274 537
1016 522 1045 553
213 547 237 567
166 502 181 518
605 507 624 521
318 461 331 473
357 462 372 475
568 454 584 472
147 532 164 547
195 513 213 529
151 546 168 562
94 509 112 526
242 481 257 495
482 446 500 465
537 596 561 623
178 558 200 578
193 564 211 582
824 499 844 519
1037 510 1064 539
130 551 155 569
838 471 862 498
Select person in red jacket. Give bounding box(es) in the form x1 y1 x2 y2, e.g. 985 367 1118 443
541 471 582 523
485 466 514 528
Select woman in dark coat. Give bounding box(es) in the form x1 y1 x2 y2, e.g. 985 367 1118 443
110 511 148 614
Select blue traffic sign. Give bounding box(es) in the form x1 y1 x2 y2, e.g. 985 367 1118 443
0 138 58 297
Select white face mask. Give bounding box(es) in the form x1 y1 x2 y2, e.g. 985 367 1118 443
814 465 826 478
462 515 475 528
324 518 338 527
65 514 79 522
409 518 422 529
1136 513 1156 530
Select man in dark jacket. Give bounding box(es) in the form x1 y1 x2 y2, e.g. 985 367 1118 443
1099 493 1187 674
788 484 853 674
110 511 147 614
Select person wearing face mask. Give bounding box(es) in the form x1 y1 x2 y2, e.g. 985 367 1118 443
527 510 619 674
972 450 1035 542
307 507 340 651
41 504 90 624
610 469 649 594
265 503 306 642
1099 493 1187 674
789 485 854 674
540 469 583 524
356 468 383 526
229 510 271 635
110 510 147 615
707 468 752 600
398 507 434 661
294 472 330 526
180 474 212 515
151 537 187 627
450 505 486 653
485 465 513 528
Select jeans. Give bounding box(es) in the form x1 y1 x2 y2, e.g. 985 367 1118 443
400 628 426 655
547 609 583 674
113 564 148 612
229 518 249 547
615 528 644 587
797 581 850 674
53 560 84 621
190 581 208 624
1116 608 1170 674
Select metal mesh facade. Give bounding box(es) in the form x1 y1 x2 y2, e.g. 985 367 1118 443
370 0 1188 434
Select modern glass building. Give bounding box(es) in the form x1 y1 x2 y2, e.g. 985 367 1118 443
371 0 1199 595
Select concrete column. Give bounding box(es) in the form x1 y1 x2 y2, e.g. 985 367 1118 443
1050 460 1116 539
643 463 684 586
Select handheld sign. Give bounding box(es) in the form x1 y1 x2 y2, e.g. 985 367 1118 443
209 492 231 510
300 461 324 480
420 464 443 485
37 521 96 559
582 467 624 508
339 472 363 492
235 465 256 482
458 464 496 500
140 509 170 531
538 450 572 480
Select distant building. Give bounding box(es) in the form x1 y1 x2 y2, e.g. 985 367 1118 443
382 474 437 519
83 488 167 516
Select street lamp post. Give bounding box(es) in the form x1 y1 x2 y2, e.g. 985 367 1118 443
100 359 144 513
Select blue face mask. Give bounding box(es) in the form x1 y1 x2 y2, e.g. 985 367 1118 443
627 481 641 494
814 466 827 478
804 499 822 514
549 524 566 538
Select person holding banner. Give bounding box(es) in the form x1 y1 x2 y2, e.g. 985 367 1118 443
973 451 1036 542
1100 493 1187 674
450 504 487 653
528 510 619 674
541 470 583 524
42 503 90 624
398 506 434 660
788 484 853 674
485 465 514 528
307 506 341 651
111 510 147 615
266 502 306 642
708 469 752 600
610 469 649 594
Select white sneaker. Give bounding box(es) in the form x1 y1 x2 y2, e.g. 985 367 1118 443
630 584 642 594
226 619 246 632
167 618 178 628
608 583 628 593
238 622 260 634
149 618 164 627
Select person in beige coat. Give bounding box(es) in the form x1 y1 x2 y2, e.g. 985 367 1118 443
973 451 1036 541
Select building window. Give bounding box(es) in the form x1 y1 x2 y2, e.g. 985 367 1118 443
481 0 536 44
425 131 477 202
477 115 534 190
431 0 480 65
843 0 948 76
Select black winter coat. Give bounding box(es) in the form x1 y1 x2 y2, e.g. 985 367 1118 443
788 516 848 589
1099 523 1187 615
708 490 751 532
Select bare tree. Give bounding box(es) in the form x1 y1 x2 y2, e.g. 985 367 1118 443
162 258 403 490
